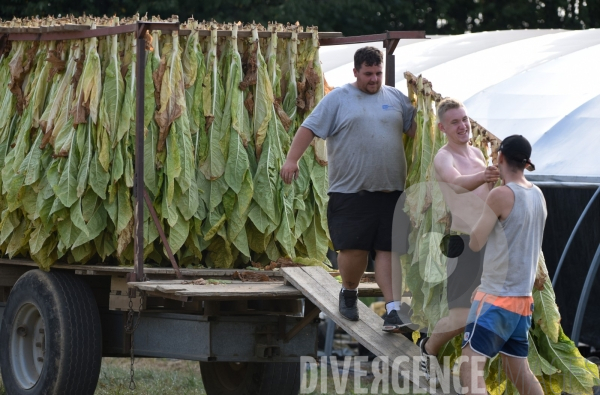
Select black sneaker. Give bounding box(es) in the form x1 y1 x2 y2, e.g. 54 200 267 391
418 336 440 387
338 289 359 321
382 310 413 333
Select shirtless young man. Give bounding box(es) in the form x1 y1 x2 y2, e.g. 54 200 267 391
418 98 500 385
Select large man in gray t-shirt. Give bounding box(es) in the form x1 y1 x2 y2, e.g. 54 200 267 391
281 47 416 331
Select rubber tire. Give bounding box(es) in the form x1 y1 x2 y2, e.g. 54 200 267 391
0 270 102 395
200 361 301 395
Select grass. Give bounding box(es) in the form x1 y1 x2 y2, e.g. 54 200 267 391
0 357 419 394
95 358 206 395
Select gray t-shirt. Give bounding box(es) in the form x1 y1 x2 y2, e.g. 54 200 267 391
480 183 547 297
301 84 415 193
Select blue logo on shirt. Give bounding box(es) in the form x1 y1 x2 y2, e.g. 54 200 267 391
382 104 392 110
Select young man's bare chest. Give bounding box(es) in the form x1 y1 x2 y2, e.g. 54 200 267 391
452 148 486 176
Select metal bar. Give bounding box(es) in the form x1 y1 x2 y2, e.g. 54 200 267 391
319 31 425 46
385 37 400 55
8 24 135 41
319 33 386 46
143 190 183 279
385 54 395 86
6 22 180 41
570 242 600 344
552 186 600 287
137 22 180 31
387 31 426 39
0 34 7 55
0 24 92 33
134 23 146 283
324 317 336 356
384 38 397 87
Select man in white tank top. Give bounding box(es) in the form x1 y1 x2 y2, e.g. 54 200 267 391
461 135 546 395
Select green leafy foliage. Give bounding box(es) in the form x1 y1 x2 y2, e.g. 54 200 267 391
0 21 331 269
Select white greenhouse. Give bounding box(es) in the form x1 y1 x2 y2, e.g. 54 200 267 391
321 29 600 349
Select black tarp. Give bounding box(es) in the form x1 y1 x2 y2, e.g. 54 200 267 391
539 186 600 348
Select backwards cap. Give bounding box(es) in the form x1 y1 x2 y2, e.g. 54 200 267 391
498 135 535 171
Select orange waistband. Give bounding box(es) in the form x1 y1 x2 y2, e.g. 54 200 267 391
474 291 533 316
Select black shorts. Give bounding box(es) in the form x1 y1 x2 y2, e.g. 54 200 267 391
444 234 485 309
327 191 404 252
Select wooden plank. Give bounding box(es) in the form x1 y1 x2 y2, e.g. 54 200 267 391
282 267 416 355
0 259 382 294
319 31 425 46
176 283 302 299
282 267 445 394
129 282 303 299
156 284 189 293
0 259 286 278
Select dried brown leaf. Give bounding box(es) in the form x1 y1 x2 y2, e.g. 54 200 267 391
71 50 85 88
144 31 154 51
239 41 258 90
152 58 166 109
40 130 52 149
297 80 306 96
232 271 271 282
204 115 215 132
7 42 38 115
71 92 88 126
273 99 291 131
305 89 315 112
304 63 319 90
116 217 134 257
183 278 207 285
155 99 182 152
46 48 66 81
244 91 254 116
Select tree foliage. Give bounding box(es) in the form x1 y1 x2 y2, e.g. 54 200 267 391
2 0 598 35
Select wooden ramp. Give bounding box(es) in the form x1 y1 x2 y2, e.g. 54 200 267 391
282 266 448 395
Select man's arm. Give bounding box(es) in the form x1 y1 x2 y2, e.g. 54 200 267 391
469 186 513 251
433 150 498 193
405 118 417 138
280 126 316 184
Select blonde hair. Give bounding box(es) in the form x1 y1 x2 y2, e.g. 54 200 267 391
437 98 465 123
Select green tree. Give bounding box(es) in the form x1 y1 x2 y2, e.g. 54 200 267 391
1 0 598 34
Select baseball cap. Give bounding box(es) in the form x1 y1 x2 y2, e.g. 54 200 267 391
498 135 535 171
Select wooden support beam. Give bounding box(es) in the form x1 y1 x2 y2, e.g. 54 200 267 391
284 303 320 342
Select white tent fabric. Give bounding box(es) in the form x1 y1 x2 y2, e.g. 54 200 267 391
320 29 600 184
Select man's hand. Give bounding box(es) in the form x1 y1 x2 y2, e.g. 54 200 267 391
280 159 299 184
483 166 500 184
279 126 316 184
